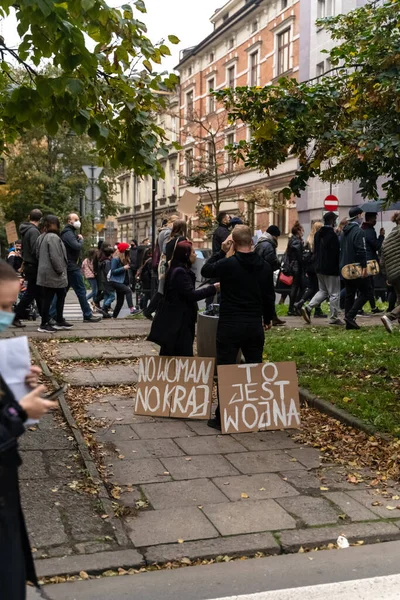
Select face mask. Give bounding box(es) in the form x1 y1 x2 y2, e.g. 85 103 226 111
73 221 81 230
356 216 363 226
0 310 15 333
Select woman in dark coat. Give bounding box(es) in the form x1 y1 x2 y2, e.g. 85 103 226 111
0 260 56 600
286 221 305 316
148 241 218 356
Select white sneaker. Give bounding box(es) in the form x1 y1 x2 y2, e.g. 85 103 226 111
381 315 394 334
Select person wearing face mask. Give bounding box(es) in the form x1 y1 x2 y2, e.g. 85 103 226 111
148 241 218 357
50 214 101 324
0 259 58 599
340 207 368 330
36 215 72 333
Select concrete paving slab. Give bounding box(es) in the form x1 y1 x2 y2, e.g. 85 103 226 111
132 421 196 439
95 425 139 442
142 479 229 509
277 496 339 526
202 499 296 536
323 491 380 522
186 421 220 436
19 451 48 479
174 435 247 455
212 474 299 501
57 341 155 360
110 458 172 485
225 451 305 474
231 431 299 451
280 470 323 491
347 490 400 519
145 532 280 563
35 549 145 578
104 438 185 460
126 506 219 546
161 455 239 480
19 430 75 451
286 447 322 470
318 466 368 491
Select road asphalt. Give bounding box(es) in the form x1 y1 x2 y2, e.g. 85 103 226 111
28 540 400 600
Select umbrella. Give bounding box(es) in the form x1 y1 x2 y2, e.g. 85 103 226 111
386 201 400 211
360 200 385 213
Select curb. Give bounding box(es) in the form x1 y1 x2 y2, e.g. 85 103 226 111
30 345 132 549
299 387 392 441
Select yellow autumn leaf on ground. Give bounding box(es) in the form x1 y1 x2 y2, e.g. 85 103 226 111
343 397 352 403
79 571 89 580
241 492 249 499
178 539 184 544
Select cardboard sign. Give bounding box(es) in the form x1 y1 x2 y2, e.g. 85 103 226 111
135 356 215 420
218 362 301 435
177 190 200 216
5 221 18 245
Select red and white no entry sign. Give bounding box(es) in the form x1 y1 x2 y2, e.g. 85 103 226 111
324 195 339 211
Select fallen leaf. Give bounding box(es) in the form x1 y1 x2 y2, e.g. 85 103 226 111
184 457 192 461
298 546 305 553
79 571 89 580
177 539 184 544
259 487 266 491
372 501 383 507
101 514 109 519
241 493 249 499
386 506 396 510
181 557 191 565
320 487 329 491
342 397 352 403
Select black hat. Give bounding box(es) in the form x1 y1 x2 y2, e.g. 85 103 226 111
267 225 281 237
230 217 244 227
323 211 337 225
349 206 363 219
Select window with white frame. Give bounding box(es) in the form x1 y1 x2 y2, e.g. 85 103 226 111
277 28 290 75
207 141 215 169
249 51 259 86
227 65 235 88
251 20 258 33
228 37 235 50
170 162 176 195
317 0 335 19
281 0 289 10
316 61 325 77
207 78 216 113
171 116 177 142
226 133 235 172
185 149 194 177
186 90 194 119
188 65 193 77
209 52 215 64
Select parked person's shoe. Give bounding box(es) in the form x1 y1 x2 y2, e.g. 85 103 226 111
83 314 102 323
12 317 26 328
207 418 221 431
272 317 286 326
37 324 57 333
381 315 394 334
53 320 74 330
345 317 361 330
329 318 345 326
301 305 312 324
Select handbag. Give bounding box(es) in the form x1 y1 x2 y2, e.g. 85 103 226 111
341 260 380 280
278 272 294 286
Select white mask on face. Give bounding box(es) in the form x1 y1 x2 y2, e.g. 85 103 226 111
73 220 81 230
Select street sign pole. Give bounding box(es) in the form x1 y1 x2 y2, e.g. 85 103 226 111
151 179 157 297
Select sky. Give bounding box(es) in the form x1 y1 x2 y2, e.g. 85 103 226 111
0 0 223 73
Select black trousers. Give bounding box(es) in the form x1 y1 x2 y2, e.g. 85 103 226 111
15 266 42 319
289 272 305 311
344 277 369 320
110 282 133 318
215 321 265 423
145 291 163 315
364 276 377 310
41 287 66 326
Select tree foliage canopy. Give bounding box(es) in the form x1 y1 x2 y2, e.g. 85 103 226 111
216 0 400 204
0 0 179 177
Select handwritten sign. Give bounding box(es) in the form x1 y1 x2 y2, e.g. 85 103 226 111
135 356 215 420
5 221 18 245
218 362 301 435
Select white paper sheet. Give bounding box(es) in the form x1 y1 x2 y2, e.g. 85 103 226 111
0 336 38 424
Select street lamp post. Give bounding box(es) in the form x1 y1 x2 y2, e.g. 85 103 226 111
151 178 157 297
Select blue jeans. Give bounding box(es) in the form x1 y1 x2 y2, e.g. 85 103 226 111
103 289 116 309
86 278 98 301
50 269 92 319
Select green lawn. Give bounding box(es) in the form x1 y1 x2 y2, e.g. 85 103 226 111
264 326 400 436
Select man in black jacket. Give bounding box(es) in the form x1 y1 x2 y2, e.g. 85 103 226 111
14 209 43 327
50 213 101 323
361 212 385 314
254 225 286 326
301 212 344 326
202 225 275 430
340 207 368 330
212 212 231 254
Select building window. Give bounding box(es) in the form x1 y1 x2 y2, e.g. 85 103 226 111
186 90 194 119
207 78 216 113
316 61 325 77
274 204 287 234
170 162 176 195
226 133 235 171
249 51 259 86
277 28 290 75
251 20 258 33
223 12 229 22
227 65 235 88
317 0 335 19
171 116 177 142
185 149 194 177
281 0 289 9
209 52 215 63
188 65 192 77
207 142 215 169
228 37 235 50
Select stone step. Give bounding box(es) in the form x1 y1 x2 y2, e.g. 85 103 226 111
68 365 139 387
57 340 157 360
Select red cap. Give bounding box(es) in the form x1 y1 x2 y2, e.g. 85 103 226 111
117 242 130 253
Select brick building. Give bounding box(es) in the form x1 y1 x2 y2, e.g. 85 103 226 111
175 0 300 250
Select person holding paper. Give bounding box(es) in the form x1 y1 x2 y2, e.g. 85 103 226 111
0 259 58 599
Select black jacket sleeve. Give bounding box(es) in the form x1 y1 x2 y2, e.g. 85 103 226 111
365 228 384 253
255 242 279 271
201 251 229 279
355 229 367 268
61 228 83 252
261 263 275 325
212 227 230 254
174 269 216 302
